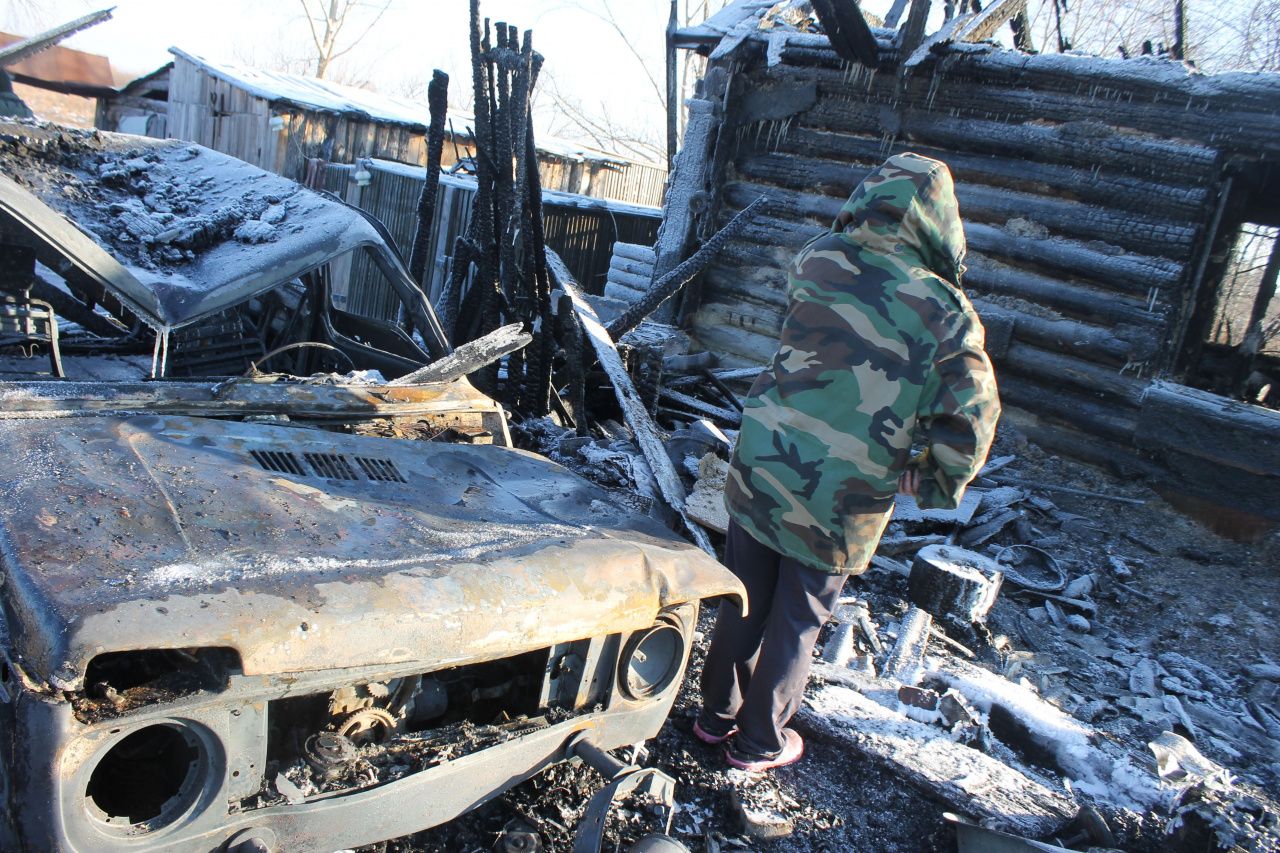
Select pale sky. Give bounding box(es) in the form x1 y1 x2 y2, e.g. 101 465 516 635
2 0 726 160
2 0 1259 159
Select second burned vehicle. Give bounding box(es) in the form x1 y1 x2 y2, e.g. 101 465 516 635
0 121 741 852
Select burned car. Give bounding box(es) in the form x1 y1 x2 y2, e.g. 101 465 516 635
0 122 741 851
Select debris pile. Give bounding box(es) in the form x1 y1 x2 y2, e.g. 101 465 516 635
0 120 302 271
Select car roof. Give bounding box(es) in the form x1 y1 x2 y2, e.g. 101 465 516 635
0 121 392 331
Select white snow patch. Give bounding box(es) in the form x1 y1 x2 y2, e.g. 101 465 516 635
233 220 278 244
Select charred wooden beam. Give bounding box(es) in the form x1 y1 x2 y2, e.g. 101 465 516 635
408 70 450 295
963 256 1167 328
1001 342 1147 405
742 129 1209 221
605 196 766 341
996 375 1139 444
970 297 1159 366
964 223 1182 297
1136 381 1280 480
764 58 1278 159
722 177 1197 260
810 0 880 66
549 249 715 554
954 0 1026 42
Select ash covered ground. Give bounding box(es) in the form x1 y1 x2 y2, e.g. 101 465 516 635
364 421 1280 853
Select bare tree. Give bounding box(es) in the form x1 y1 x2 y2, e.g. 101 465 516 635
298 0 393 80
544 0 730 163
541 69 667 163
1233 0 1280 71
1021 0 1280 72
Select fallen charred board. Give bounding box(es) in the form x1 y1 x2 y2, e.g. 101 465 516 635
1135 381 1280 520
389 323 531 386
924 654 1164 810
0 377 507 429
798 683 1077 837
549 249 715 555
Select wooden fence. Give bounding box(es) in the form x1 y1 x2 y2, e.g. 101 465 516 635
321 160 661 322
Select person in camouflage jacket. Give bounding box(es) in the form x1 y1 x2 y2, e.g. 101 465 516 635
697 152 1000 771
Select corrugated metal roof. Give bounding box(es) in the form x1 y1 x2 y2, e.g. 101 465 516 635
0 31 114 90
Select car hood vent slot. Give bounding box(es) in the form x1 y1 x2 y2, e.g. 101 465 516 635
250 449 306 476
304 452 360 480
355 456 407 483
248 449 403 483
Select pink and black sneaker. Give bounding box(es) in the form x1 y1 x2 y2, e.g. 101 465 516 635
724 728 804 772
692 716 738 745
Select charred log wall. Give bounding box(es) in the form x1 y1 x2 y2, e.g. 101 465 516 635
687 37 1280 488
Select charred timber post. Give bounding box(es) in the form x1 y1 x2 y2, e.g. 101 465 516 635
491 23 517 336
437 235 477 342
897 0 932 61
1234 232 1280 395
408 70 449 296
665 0 678 172
523 70 555 417
1172 0 1186 60
557 292 588 436
459 1 496 348
810 0 880 67
604 196 767 341
884 0 910 28
652 95 718 325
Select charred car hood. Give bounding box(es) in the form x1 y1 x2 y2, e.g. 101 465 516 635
0 416 741 689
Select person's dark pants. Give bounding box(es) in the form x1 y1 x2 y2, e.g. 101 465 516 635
699 520 847 757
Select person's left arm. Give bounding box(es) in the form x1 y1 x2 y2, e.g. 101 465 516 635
900 308 1000 509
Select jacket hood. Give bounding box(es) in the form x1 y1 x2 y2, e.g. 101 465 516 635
832 152 966 286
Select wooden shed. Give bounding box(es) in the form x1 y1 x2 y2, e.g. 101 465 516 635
659 0 1280 525
96 62 171 138
164 48 667 206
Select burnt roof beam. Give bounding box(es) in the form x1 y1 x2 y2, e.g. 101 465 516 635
811 0 880 67
0 8 114 69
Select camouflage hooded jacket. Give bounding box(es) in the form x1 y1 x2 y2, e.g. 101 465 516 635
724 153 1000 574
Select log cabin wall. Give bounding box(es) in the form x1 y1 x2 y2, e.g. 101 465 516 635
683 33 1280 489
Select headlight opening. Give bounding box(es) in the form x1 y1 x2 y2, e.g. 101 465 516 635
618 620 686 701
84 721 213 833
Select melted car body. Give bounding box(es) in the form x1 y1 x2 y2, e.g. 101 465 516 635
0 122 741 852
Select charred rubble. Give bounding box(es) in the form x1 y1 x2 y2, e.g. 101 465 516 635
1 1 1279 852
